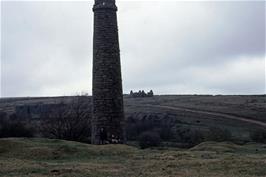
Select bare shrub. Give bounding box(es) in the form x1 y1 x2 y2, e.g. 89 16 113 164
175 127 204 147
250 129 266 143
0 120 34 138
206 127 232 142
40 96 91 142
138 131 161 149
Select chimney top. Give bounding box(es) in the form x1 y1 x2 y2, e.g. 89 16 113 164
93 0 117 11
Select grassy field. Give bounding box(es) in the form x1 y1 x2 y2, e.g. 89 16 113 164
1 138 266 177
0 95 265 148
1 95 265 122
124 95 266 122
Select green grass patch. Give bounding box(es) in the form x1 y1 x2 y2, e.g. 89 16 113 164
0 138 266 177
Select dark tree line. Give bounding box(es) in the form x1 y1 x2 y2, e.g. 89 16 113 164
0 112 34 138
1 96 266 147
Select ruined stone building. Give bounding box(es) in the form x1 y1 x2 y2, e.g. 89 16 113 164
91 0 125 144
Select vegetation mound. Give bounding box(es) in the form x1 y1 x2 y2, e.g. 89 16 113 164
190 141 239 153
0 138 266 177
0 138 136 161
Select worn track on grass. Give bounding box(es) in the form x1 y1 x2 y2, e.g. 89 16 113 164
144 104 266 129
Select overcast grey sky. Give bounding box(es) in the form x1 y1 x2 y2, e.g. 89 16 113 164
1 1 265 97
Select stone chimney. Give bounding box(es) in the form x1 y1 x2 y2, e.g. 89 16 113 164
91 0 125 144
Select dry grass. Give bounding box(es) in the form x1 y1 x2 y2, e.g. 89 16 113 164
0 138 266 177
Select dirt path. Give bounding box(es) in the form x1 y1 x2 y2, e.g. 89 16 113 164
145 104 266 129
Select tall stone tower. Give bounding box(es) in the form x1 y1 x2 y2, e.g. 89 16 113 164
91 0 125 144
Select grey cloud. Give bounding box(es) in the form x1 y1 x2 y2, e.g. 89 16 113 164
1 1 265 97
2 1 93 96
118 1 265 94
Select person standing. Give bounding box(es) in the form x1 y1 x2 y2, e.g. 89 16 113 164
99 128 107 145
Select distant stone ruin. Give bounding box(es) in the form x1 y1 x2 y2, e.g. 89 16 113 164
129 90 154 98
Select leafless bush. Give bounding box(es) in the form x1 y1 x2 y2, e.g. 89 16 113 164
250 129 266 143
40 96 91 142
138 131 161 149
206 127 232 142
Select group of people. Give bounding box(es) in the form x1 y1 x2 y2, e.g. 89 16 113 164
99 127 120 145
